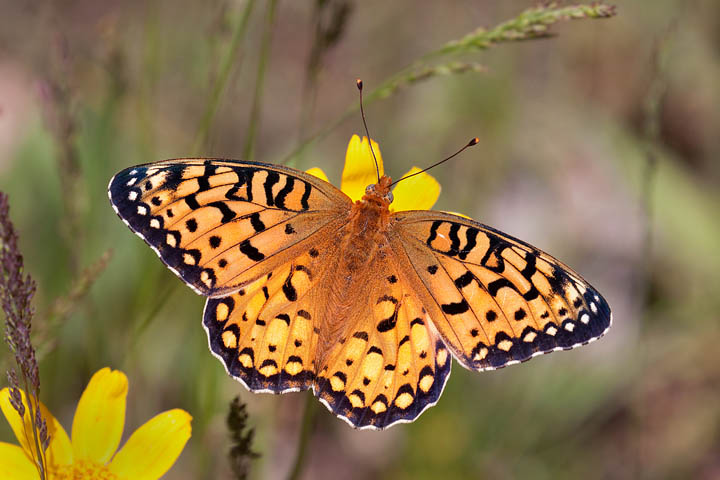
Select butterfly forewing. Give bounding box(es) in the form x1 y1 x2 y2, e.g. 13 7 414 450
391 211 611 371
108 159 351 296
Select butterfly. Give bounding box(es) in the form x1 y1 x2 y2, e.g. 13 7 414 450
108 143 611 430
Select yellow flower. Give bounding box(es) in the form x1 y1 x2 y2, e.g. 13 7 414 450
0 368 191 480
307 134 441 211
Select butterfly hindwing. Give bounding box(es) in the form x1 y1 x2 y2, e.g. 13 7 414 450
392 211 611 371
313 260 451 430
203 243 341 392
108 159 350 296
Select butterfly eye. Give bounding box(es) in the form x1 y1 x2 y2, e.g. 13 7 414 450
365 184 375 195
386 190 394 204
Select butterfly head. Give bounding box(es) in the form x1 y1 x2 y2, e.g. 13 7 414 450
362 176 394 208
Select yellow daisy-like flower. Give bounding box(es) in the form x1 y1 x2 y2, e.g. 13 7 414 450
307 134 441 210
0 368 191 480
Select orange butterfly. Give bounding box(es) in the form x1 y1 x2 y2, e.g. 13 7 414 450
108 136 610 430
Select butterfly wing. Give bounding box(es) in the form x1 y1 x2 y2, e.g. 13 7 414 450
204 236 451 429
108 159 351 296
312 259 452 430
203 242 341 393
390 211 611 371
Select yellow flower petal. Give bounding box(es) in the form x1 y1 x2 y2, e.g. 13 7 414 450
0 442 37 480
0 388 73 469
109 409 192 480
1 388 36 458
389 167 441 211
71 368 128 464
341 135 384 202
305 167 329 183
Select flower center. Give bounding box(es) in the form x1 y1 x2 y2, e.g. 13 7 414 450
52 460 118 480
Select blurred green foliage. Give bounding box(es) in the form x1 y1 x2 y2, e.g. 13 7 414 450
1 1 719 479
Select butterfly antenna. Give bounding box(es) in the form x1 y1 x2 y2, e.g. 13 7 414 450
357 79 381 183
389 137 479 187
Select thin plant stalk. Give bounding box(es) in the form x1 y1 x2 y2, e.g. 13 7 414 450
1 192 49 479
640 19 678 311
297 0 353 149
243 0 278 160
636 15 680 479
282 2 616 166
286 392 319 480
194 0 257 154
122 279 179 370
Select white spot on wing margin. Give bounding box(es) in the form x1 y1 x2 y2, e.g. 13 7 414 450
107 168 207 296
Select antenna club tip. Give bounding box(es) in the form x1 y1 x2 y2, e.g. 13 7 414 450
356 79 363 90
469 137 479 146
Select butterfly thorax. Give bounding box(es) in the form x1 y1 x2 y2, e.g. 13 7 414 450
342 176 394 271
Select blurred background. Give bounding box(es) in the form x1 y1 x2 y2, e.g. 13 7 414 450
1 1 719 479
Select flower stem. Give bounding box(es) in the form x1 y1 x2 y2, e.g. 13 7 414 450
286 392 318 480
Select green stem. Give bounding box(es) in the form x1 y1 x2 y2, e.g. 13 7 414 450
243 0 278 160
286 392 318 480
193 0 257 154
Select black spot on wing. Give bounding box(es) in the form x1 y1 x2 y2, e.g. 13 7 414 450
239 239 264 261
367 345 383 355
459 227 479 260
441 299 469 315
447 223 461 257
264 171 280 207
426 220 441 247
282 269 297 301
226 170 254 202
376 305 399 332
274 176 294 209
353 331 369 341
480 235 507 273
185 194 201 210
487 278 518 297
208 201 237 223
300 181 312 211
454 271 475 288
248 212 265 232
